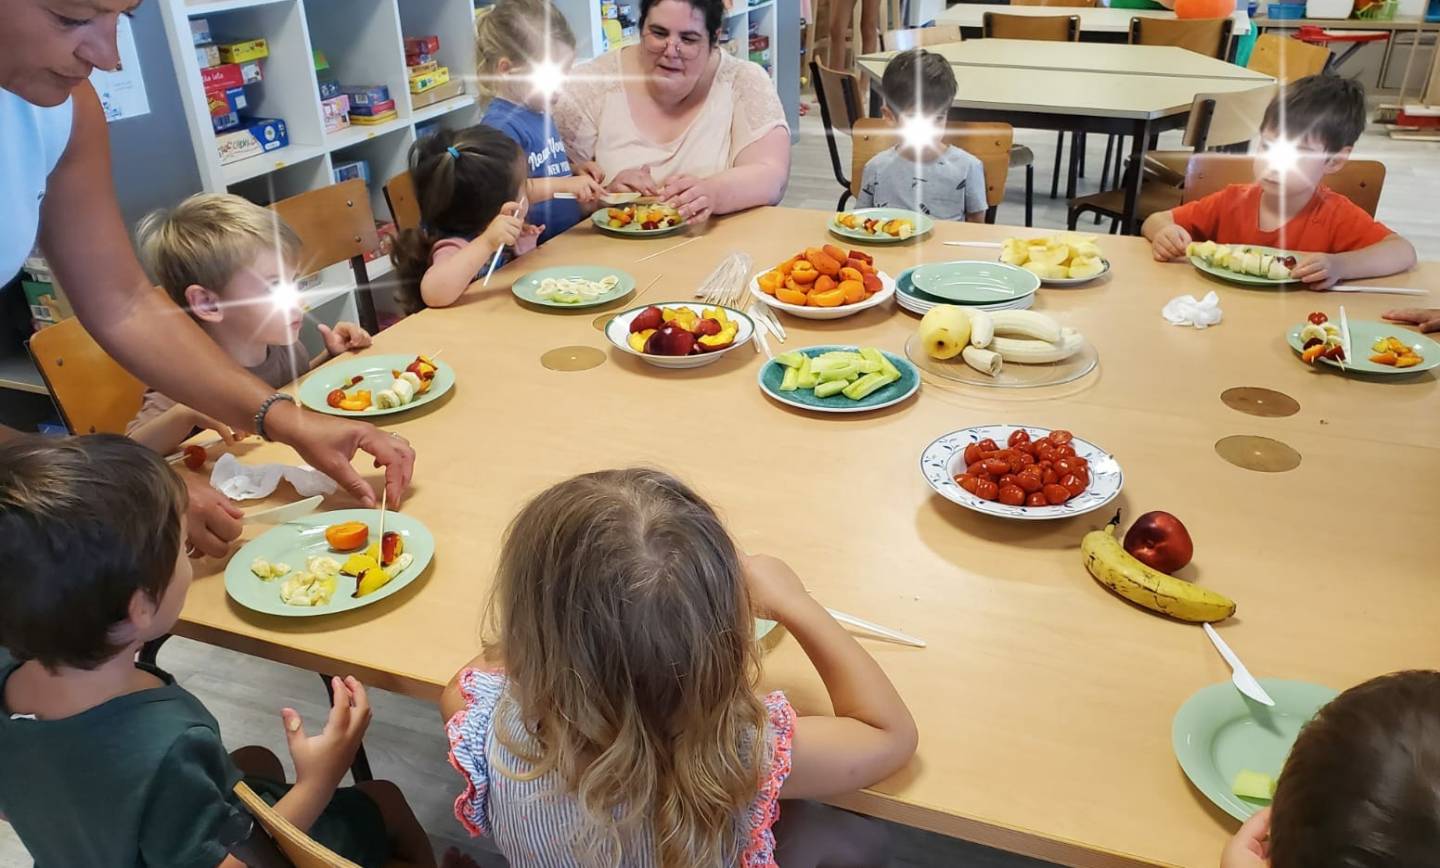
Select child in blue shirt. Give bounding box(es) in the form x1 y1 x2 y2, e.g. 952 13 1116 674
476 0 605 244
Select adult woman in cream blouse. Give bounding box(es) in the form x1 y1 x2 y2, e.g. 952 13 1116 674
1 1 414 556
555 0 791 223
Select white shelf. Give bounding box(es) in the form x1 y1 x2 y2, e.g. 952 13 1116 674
186 0 290 15
747 0 776 9
221 141 327 184
326 116 411 150
0 354 46 395
411 93 477 123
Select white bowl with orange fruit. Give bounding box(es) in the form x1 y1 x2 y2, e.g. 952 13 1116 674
749 243 896 320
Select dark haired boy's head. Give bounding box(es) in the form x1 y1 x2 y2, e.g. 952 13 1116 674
1254 75 1365 199
0 435 190 671
880 49 958 121
1268 670 1440 868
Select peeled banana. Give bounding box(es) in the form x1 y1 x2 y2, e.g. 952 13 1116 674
990 328 1084 364
968 309 994 349
989 310 1062 344
961 345 1002 376
1082 512 1235 623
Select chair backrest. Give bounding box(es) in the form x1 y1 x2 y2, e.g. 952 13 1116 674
850 118 1013 210
811 58 864 137
271 179 379 276
234 782 360 868
1011 0 1098 6
982 12 1081 41
27 316 145 435
1246 33 1330 83
1182 154 1386 216
1128 16 1234 58
382 171 421 234
880 25 963 51
1183 83 1276 150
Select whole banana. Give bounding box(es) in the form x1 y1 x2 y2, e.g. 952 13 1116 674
1082 511 1235 623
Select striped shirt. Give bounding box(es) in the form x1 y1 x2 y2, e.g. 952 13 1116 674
445 669 795 867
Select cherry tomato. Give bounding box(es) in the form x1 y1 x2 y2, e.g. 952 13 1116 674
1066 455 1088 469
1015 474 1042 493
967 462 988 477
1060 473 1086 496
1035 445 1054 462
1049 429 1073 446
963 444 983 465
182 444 207 471
1054 457 1078 476
982 458 1010 476
1042 469 1059 485
1026 492 1048 507
1017 452 1036 467
957 474 980 494
1072 468 1090 488
998 484 1026 506
1053 444 1077 459
1007 457 1026 474
1021 442 1038 457
975 479 999 501
977 438 999 453
1043 483 1071 505
326 388 346 408
1008 429 1031 448
1307 311 1328 325
998 474 1017 488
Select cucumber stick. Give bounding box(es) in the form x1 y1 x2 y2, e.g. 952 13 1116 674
813 379 849 398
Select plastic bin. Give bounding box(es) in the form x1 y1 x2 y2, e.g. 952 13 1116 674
1266 2 1307 16
1304 0 1355 17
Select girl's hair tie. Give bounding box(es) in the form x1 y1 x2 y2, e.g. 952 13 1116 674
446 146 461 159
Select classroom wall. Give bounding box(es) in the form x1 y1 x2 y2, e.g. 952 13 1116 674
106 1 204 230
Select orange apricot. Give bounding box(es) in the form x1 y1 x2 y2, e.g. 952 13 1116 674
812 288 846 307
838 266 863 283
839 279 865 304
812 274 837 294
790 263 819 285
805 250 842 277
757 271 782 295
776 287 808 305
861 273 882 294
822 243 848 263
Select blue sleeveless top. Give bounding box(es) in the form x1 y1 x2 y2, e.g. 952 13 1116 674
0 89 75 283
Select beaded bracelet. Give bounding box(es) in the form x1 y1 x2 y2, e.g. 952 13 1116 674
254 393 296 442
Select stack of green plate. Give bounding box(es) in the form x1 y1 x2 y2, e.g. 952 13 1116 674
896 262 1039 315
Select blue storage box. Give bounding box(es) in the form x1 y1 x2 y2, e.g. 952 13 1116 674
1266 2 1307 17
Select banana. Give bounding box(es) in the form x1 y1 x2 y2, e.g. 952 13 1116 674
990 328 1084 364
989 310 1062 343
968 309 994 349
961 345 1002 376
1082 512 1235 623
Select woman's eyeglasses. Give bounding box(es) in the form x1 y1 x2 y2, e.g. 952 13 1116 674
642 30 704 59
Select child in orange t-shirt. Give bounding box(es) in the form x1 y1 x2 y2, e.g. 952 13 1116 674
1143 75 1416 289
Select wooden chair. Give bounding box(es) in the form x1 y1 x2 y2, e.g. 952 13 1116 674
231 782 361 868
811 58 867 209
271 179 381 333
1246 33 1330 83
850 118 1015 223
879 25 963 51
1128 16 1234 59
1068 83 1276 232
981 11 1080 41
26 316 145 435
1182 153 1386 215
382 171 421 234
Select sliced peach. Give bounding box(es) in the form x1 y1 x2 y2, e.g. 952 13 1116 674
1394 354 1421 368
840 279 865 304
813 275 837 294
812 288 846 307
776 287 808 306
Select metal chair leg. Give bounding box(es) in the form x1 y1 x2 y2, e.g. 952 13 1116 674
1077 132 1087 179
837 189 852 210
1050 131 1063 199
1024 164 1034 227
320 673 374 782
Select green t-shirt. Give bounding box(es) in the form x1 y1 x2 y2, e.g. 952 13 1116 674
0 656 388 867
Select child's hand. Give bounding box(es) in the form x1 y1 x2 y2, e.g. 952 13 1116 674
1292 254 1343 290
1220 807 1270 868
610 165 658 196
185 407 243 444
661 174 715 223
481 204 525 251
743 553 813 621
281 676 372 789
514 223 545 256
566 174 606 208
1382 307 1440 333
318 322 372 357
1151 224 1193 261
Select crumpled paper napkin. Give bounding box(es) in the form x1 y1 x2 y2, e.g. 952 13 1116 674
1162 291 1223 329
210 453 338 501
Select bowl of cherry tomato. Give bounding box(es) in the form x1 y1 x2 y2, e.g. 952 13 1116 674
919 425 1124 520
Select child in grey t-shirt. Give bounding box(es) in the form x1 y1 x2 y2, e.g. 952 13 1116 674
856 49 988 223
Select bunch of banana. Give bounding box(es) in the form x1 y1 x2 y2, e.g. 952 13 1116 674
1081 511 1235 623
919 307 1088 376
1001 235 1107 280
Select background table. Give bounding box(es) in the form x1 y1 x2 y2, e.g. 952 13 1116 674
937 3 1253 36
857 45 1275 230
902 38 1272 79
181 209 1439 867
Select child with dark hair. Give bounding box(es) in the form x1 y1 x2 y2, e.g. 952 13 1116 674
857 48 987 223
0 435 435 868
1220 670 1440 868
1145 75 1416 289
390 125 534 312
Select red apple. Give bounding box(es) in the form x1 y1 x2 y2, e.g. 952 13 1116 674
629 306 663 333
1123 511 1194 574
650 324 695 356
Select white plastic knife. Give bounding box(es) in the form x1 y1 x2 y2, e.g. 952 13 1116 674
242 495 324 526
827 608 926 647
1203 623 1275 706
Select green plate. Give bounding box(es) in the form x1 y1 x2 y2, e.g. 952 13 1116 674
297 354 454 417
1286 319 1439 375
1189 245 1300 287
591 205 687 238
829 208 934 243
512 266 636 309
224 508 435 618
758 345 920 414
907 261 1040 304
1172 678 1337 821
754 618 777 640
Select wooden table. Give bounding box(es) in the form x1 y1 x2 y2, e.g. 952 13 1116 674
180 209 1440 868
866 38 1272 79
857 45 1274 231
936 2 1253 36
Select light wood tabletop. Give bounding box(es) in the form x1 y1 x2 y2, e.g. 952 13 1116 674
179 208 1440 868
936 3 1253 36
861 39 1274 81
855 56 1273 119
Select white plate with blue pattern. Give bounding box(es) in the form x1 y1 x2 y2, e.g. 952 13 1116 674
920 425 1124 520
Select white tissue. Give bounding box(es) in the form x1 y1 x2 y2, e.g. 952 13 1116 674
1162 291 1223 329
210 453 338 501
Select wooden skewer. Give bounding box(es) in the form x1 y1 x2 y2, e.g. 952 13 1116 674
636 236 700 264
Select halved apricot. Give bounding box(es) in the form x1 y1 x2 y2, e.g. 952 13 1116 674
757 271 782 295
840 279 865 304
776 287 808 305
822 243 848 263
813 275 837 294
812 288 846 307
325 521 370 552
862 273 882 294
790 263 819 285
838 266 863 283
805 250 842 277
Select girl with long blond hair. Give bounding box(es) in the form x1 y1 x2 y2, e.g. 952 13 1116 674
441 468 916 866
